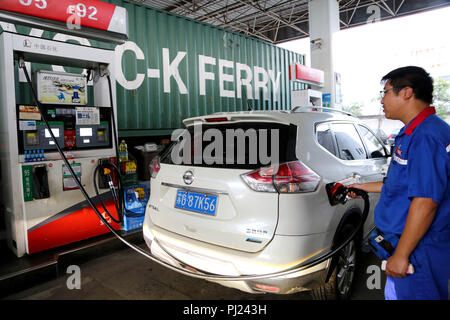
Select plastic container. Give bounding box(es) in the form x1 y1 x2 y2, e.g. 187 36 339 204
120 160 138 187
122 214 145 231
119 140 128 162
131 145 164 181
122 184 148 231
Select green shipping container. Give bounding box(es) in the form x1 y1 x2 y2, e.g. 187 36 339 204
1 0 306 137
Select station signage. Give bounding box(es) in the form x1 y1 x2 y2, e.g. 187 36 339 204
0 0 127 41
289 63 324 86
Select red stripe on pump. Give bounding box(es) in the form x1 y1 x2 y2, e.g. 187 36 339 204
27 200 120 254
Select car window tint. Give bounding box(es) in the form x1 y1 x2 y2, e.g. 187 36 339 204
316 123 336 156
331 123 366 160
357 125 387 158
161 122 298 169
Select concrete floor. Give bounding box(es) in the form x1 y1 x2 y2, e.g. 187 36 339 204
2 233 386 300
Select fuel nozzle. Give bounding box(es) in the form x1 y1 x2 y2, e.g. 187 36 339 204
326 182 349 206
103 167 116 195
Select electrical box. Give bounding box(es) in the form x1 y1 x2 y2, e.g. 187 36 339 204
291 89 323 108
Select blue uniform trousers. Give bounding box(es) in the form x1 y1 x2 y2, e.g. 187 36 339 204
385 234 450 300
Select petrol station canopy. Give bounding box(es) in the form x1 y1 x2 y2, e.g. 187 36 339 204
135 0 450 43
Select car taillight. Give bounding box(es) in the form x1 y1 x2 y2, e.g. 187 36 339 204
149 156 160 179
241 166 277 192
241 161 320 193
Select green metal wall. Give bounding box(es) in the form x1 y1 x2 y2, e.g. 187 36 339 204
1 0 306 137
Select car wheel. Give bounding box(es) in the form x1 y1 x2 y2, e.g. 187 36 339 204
310 225 358 300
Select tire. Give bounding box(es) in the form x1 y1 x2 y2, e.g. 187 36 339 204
310 224 358 300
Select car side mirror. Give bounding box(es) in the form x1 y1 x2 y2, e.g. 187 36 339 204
384 144 393 157
371 150 384 158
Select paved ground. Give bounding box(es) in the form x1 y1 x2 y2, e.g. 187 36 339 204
2 235 386 300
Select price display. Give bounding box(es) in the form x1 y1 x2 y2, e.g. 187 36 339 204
0 0 118 32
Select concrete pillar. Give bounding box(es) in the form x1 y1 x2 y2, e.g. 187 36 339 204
308 0 340 108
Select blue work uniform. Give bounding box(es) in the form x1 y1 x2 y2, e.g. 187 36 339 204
375 107 450 300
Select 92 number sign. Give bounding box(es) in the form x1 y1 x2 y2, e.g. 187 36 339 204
17 0 98 21
2 0 121 34
67 3 98 21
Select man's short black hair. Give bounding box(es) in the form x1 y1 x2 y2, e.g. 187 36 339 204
381 66 433 104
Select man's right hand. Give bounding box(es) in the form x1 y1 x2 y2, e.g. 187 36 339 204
347 184 366 198
347 181 383 198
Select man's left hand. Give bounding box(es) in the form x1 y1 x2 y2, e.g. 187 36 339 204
385 253 410 278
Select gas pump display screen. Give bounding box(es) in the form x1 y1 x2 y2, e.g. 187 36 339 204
76 123 110 148
17 104 112 154
80 128 93 137
21 121 64 151
44 128 60 138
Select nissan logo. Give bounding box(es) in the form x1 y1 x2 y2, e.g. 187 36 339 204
183 170 194 185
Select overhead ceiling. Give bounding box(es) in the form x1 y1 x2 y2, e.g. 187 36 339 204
129 0 450 44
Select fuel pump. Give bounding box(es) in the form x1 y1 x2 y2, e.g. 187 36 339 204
0 32 121 257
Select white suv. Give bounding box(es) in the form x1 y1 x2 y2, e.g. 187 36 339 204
143 107 389 299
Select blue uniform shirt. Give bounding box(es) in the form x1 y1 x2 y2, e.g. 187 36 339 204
375 107 450 237
374 107 450 300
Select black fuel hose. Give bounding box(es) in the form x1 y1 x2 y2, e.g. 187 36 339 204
19 59 371 281
105 72 123 215
148 187 370 281
92 161 123 224
91 70 123 225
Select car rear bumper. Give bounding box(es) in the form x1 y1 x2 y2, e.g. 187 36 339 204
212 267 329 294
143 218 332 294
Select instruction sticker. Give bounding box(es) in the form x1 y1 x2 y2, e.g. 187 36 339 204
22 165 33 202
19 120 37 131
62 163 82 191
19 105 41 120
75 107 100 125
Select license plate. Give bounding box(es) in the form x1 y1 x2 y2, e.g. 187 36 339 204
174 190 218 216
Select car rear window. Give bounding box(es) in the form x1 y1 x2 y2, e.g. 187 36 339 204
161 122 298 169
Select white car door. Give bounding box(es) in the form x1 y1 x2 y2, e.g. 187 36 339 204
329 122 388 235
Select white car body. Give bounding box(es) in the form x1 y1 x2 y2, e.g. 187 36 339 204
143 108 389 295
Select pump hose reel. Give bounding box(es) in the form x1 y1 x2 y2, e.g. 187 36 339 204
19 58 370 281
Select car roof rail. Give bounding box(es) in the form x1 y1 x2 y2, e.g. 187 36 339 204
291 106 353 116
